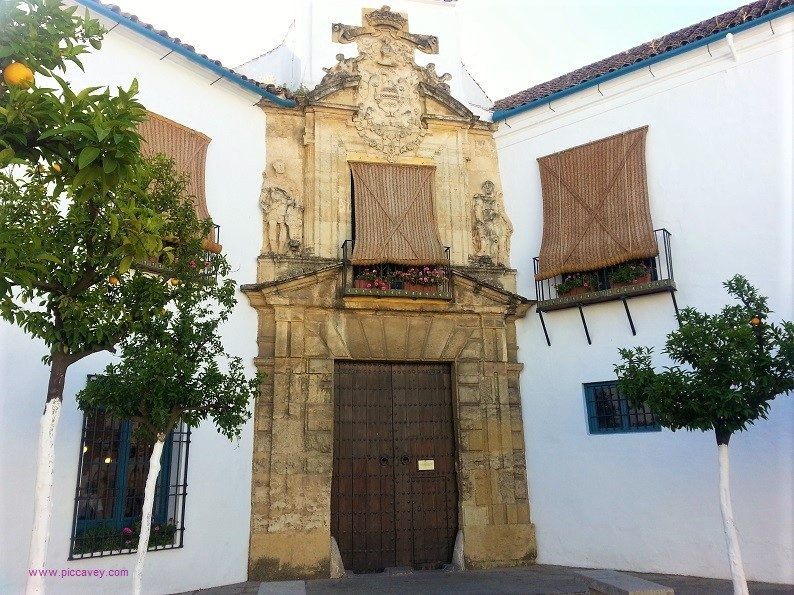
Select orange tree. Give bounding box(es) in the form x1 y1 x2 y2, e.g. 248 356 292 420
77 261 260 594
615 275 793 594
0 0 215 587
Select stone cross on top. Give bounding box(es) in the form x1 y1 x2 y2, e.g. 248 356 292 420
332 5 439 56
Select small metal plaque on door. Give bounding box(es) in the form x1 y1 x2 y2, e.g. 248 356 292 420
417 459 435 471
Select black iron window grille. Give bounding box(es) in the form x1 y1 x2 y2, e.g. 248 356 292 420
340 240 453 299
69 407 190 559
584 381 660 435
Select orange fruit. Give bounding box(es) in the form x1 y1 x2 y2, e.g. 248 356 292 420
169 277 180 286
108 276 119 286
3 62 35 88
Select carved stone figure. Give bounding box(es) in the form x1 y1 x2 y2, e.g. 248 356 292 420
285 200 304 252
259 162 303 253
473 181 513 266
421 63 452 92
320 53 358 85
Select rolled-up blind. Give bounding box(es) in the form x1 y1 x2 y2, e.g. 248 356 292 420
350 162 446 265
535 126 657 281
138 112 211 221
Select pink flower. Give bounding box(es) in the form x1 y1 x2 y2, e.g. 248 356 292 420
122 527 132 535
154 526 160 532
189 260 197 269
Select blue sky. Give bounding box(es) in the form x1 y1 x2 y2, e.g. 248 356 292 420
112 0 744 99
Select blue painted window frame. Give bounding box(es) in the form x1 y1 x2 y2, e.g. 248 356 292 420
74 418 173 536
584 380 661 434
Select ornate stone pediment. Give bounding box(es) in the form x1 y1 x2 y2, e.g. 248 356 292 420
312 6 476 161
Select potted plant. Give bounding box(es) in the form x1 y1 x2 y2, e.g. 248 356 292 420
396 266 445 293
609 262 651 288
354 268 390 290
556 272 598 297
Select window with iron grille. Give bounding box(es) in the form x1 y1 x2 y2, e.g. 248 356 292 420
69 407 190 559
584 381 661 434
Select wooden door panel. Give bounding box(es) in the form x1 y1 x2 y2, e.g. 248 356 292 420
332 362 457 574
392 364 457 569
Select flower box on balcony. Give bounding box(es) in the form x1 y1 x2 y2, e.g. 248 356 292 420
354 279 391 290
611 272 651 289
403 283 438 293
559 285 594 297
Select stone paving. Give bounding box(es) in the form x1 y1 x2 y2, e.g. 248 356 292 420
176 565 794 595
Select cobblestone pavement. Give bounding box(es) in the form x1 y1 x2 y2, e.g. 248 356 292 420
176 565 794 595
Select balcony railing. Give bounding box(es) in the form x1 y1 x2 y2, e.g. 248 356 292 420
137 224 222 280
341 240 453 299
533 228 675 312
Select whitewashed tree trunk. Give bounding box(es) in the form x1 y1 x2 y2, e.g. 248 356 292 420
132 435 165 595
718 441 749 595
25 398 62 595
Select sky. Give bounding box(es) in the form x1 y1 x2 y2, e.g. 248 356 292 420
107 0 745 100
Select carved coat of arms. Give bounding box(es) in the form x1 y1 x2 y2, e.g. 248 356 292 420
329 6 444 161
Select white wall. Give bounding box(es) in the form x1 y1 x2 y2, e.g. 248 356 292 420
0 12 266 594
496 14 793 584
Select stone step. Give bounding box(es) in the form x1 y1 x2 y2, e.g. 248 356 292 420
576 569 674 595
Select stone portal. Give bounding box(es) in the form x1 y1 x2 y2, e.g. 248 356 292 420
243 5 536 580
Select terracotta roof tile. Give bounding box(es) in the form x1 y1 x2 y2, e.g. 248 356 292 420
84 1 295 102
493 0 791 112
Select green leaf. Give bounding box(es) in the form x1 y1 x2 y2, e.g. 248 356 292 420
119 255 133 274
0 147 14 165
77 146 101 169
38 253 62 264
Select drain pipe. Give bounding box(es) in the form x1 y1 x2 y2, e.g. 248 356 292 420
725 33 740 62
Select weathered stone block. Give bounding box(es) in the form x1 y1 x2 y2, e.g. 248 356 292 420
272 419 304 453
514 470 529 500
305 431 332 453
307 404 334 431
474 472 492 506
459 452 486 471
462 429 484 452
306 454 333 475
515 502 530 525
290 321 305 357
458 405 484 430
274 373 293 403
491 504 507 525
270 454 306 475
249 530 331 581
463 523 537 570
461 502 489 526
308 358 334 374
458 385 481 403
308 374 333 403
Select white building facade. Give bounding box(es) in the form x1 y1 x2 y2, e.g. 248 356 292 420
495 6 793 584
0 0 792 593
0 1 287 592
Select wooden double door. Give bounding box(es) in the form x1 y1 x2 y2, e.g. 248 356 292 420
331 362 458 573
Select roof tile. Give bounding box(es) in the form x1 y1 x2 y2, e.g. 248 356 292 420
92 1 295 101
493 0 791 112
